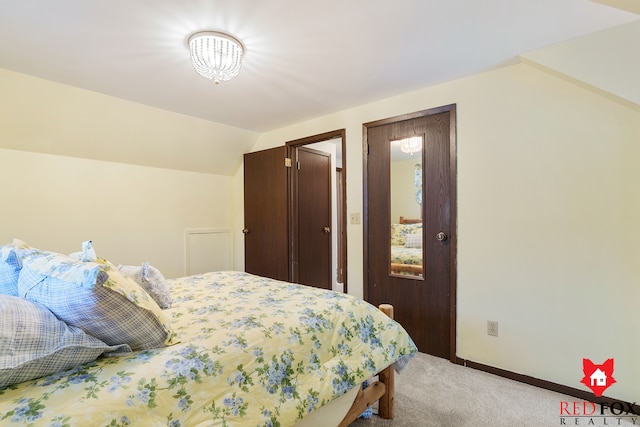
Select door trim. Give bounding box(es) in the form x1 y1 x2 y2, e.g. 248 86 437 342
286 129 348 293
363 105 457 362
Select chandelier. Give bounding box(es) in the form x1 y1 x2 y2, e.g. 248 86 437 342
188 31 244 84
399 136 422 155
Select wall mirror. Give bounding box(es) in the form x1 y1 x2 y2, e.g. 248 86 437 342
389 136 424 279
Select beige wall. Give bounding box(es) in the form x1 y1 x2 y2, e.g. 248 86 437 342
234 62 640 402
0 68 259 175
0 67 246 279
0 148 233 279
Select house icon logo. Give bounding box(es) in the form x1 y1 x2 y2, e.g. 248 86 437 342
580 358 616 397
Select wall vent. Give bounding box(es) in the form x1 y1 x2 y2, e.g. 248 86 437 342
184 228 232 275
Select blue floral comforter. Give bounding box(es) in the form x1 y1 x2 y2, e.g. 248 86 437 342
0 271 417 426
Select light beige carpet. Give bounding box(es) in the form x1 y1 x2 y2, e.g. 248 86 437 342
349 353 637 427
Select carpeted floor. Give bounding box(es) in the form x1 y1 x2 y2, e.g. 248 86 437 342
349 352 637 427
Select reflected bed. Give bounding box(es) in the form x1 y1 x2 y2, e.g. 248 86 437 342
390 217 423 276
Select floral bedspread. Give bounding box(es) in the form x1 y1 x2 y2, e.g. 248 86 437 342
391 246 422 265
0 271 417 427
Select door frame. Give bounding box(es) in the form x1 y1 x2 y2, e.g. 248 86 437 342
363 105 457 362
286 129 348 293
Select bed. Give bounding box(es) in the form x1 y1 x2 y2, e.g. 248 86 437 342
390 217 423 276
0 240 417 427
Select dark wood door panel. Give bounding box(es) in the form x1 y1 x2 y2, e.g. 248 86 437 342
243 147 289 281
365 106 456 360
295 147 331 289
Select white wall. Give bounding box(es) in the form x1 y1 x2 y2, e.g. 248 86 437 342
0 148 233 279
233 62 640 402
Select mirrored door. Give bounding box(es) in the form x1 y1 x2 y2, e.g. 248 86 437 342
364 105 457 359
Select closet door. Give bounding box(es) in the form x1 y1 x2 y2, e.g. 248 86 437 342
243 147 289 281
292 146 332 290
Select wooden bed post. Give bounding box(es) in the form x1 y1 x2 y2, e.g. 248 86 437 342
338 303 397 426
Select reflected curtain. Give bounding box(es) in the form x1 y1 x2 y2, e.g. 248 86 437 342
414 163 422 205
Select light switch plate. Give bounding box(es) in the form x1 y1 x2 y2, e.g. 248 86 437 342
349 212 361 224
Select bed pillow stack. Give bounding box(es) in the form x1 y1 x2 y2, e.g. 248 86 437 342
12 239 177 351
69 240 173 309
390 223 423 246
0 239 179 389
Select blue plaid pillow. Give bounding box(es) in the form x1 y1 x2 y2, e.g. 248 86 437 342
18 265 178 351
0 294 129 389
0 245 21 296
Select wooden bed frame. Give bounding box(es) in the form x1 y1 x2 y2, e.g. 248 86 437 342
338 304 396 426
399 216 421 224
390 263 422 275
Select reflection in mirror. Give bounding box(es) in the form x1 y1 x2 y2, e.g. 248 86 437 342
390 136 424 278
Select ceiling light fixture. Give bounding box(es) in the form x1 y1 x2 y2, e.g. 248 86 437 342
399 136 422 155
188 31 244 84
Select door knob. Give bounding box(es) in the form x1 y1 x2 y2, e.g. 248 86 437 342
242 228 250 234
323 227 331 234
436 231 447 242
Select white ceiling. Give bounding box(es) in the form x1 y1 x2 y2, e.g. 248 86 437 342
0 0 636 134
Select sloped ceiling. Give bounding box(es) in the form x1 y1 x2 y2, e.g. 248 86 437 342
520 20 640 110
592 0 640 14
0 1 637 174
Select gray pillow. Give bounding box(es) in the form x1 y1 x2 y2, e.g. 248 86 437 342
0 294 130 389
117 262 172 309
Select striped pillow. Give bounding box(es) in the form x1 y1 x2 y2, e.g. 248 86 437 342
0 245 21 296
18 265 177 351
0 294 129 389
404 233 423 248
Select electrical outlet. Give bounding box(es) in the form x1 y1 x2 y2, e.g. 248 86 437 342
487 320 499 337
349 212 361 224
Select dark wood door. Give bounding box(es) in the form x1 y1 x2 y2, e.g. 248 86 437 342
243 147 289 281
365 105 456 359
293 146 332 289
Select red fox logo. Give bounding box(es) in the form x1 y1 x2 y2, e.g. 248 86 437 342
580 358 616 397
